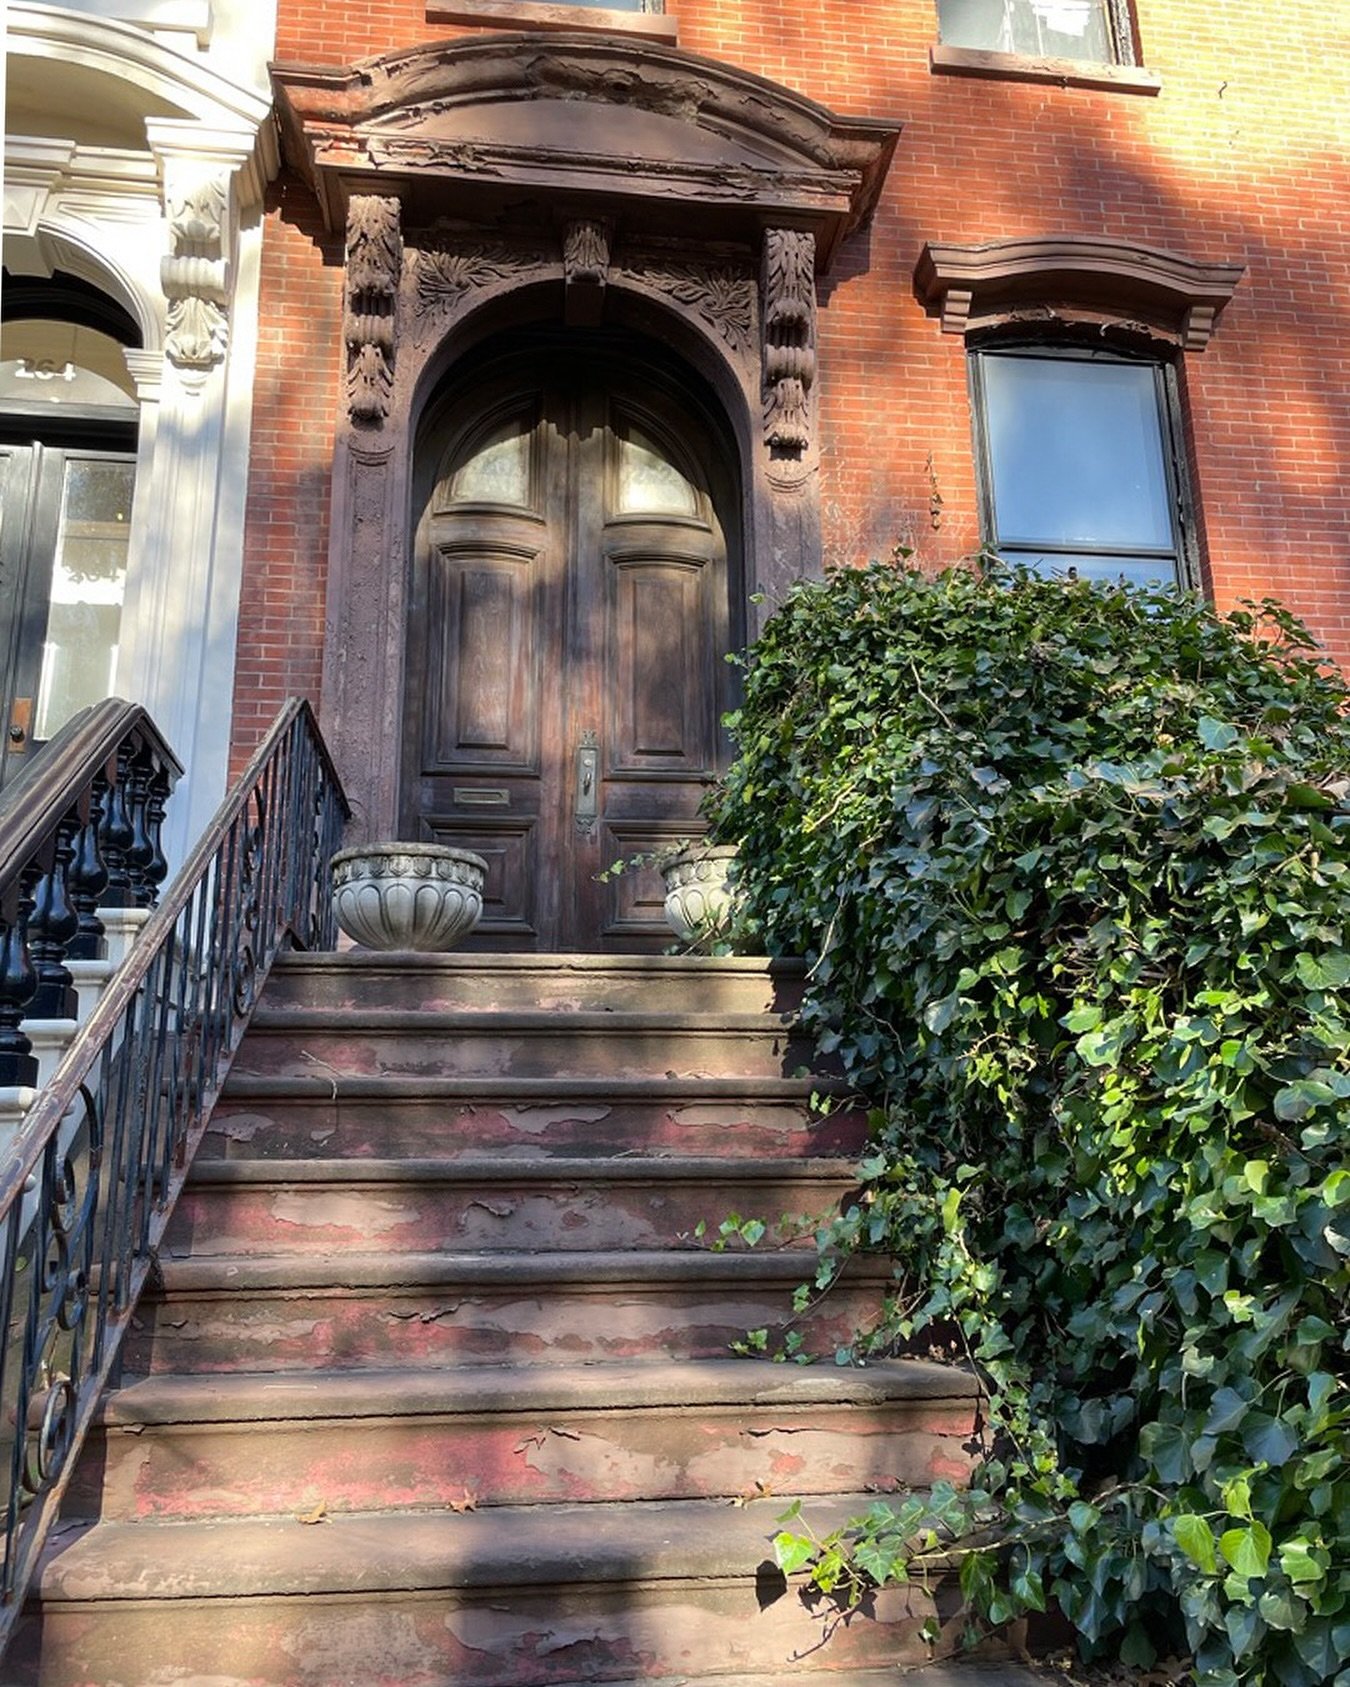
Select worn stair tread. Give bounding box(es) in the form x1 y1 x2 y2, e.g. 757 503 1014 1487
244 1009 800 1033
36 1493 879 1601
183 1155 863 1187
271 954 808 978
586 1672 1040 1687
219 1072 853 1100
148 1248 892 1292
99 1357 978 1427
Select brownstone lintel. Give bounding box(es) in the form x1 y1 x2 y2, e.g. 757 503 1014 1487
915 234 1245 351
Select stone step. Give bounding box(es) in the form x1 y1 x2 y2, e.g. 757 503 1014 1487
232 1008 817 1081
164 1156 859 1256
206 1074 867 1162
126 1250 894 1375
527 1674 1037 1687
17 1495 956 1686
265 951 809 1016
71 1358 978 1522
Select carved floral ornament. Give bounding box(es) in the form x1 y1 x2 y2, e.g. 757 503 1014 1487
344 195 404 425
160 173 231 377
762 229 817 453
914 236 1245 351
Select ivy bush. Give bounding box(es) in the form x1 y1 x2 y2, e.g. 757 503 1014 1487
706 560 1350 1687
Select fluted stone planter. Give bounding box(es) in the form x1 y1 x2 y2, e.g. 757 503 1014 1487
331 843 488 952
660 844 741 946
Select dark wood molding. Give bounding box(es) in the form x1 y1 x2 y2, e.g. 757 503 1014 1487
915 235 1244 350
929 43 1161 94
271 33 900 267
428 1 679 43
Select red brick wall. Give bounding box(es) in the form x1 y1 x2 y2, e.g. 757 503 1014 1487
233 178 343 771
236 0 1350 759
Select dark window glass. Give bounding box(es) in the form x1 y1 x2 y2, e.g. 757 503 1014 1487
938 0 1117 62
973 348 1187 589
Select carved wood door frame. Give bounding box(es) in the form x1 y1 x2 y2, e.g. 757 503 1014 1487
271 33 900 846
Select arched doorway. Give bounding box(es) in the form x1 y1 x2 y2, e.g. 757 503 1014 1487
403 331 743 952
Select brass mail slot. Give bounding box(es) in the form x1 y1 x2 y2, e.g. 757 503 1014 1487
453 788 509 806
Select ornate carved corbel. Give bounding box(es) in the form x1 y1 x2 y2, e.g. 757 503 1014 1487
161 173 230 379
761 229 817 455
344 195 403 427
562 219 611 327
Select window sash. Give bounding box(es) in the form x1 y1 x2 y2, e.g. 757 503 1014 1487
936 0 1126 64
971 347 1192 590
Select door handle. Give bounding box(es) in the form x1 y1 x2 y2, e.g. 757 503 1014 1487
7 698 32 752
575 731 599 836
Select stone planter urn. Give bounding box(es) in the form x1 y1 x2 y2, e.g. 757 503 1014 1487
660 844 741 946
331 843 488 952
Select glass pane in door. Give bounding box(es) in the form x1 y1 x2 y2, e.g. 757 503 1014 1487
33 459 134 740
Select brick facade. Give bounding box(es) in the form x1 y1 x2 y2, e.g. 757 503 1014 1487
236 0 1350 767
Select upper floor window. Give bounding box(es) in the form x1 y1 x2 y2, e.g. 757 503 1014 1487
937 0 1131 65
970 346 1190 590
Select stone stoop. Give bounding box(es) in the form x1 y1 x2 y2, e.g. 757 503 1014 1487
11 954 987 1687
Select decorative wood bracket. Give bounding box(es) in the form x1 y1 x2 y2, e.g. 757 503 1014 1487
762 229 816 455
562 219 611 328
914 235 1244 350
345 195 403 426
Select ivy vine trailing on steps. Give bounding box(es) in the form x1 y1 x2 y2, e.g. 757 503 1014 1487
705 559 1350 1687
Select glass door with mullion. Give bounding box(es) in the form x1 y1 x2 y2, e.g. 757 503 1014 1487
0 437 136 785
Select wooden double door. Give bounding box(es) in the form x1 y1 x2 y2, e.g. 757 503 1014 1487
402 350 739 951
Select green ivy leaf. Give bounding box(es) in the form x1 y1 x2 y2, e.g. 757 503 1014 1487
1198 716 1240 751
1242 1412 1300 1467
1173 1514 1218 1575
1220 1521 1273 1579
1140 1421 1192 1484
772 1531 815 1576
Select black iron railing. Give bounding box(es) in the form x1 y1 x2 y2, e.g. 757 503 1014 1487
0 701 183 1083
0 697 347 1647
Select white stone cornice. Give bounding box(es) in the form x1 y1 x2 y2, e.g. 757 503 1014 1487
8 4 277 201
8 4 269 127
122 348 166 403
4 137 80 179
40 0 213 51
146 117 277 210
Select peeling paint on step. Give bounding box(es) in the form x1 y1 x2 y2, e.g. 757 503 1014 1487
498 1104 611 1134
268 1191 420 1234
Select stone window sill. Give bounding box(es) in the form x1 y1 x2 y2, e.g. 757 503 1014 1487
929 43 1161 94
427 1 679 41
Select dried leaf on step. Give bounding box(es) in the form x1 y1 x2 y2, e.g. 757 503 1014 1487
295 1501 327 1525
448 1490 477 1514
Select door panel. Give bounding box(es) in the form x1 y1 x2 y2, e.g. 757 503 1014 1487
405 354 736 952
0 440 135 784
610 554 716 770
427 542 543 769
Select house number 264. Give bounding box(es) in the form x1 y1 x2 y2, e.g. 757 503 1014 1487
15 359 77 381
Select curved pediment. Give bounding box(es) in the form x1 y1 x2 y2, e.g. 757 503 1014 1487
273 33 899 265
393 96 799 172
